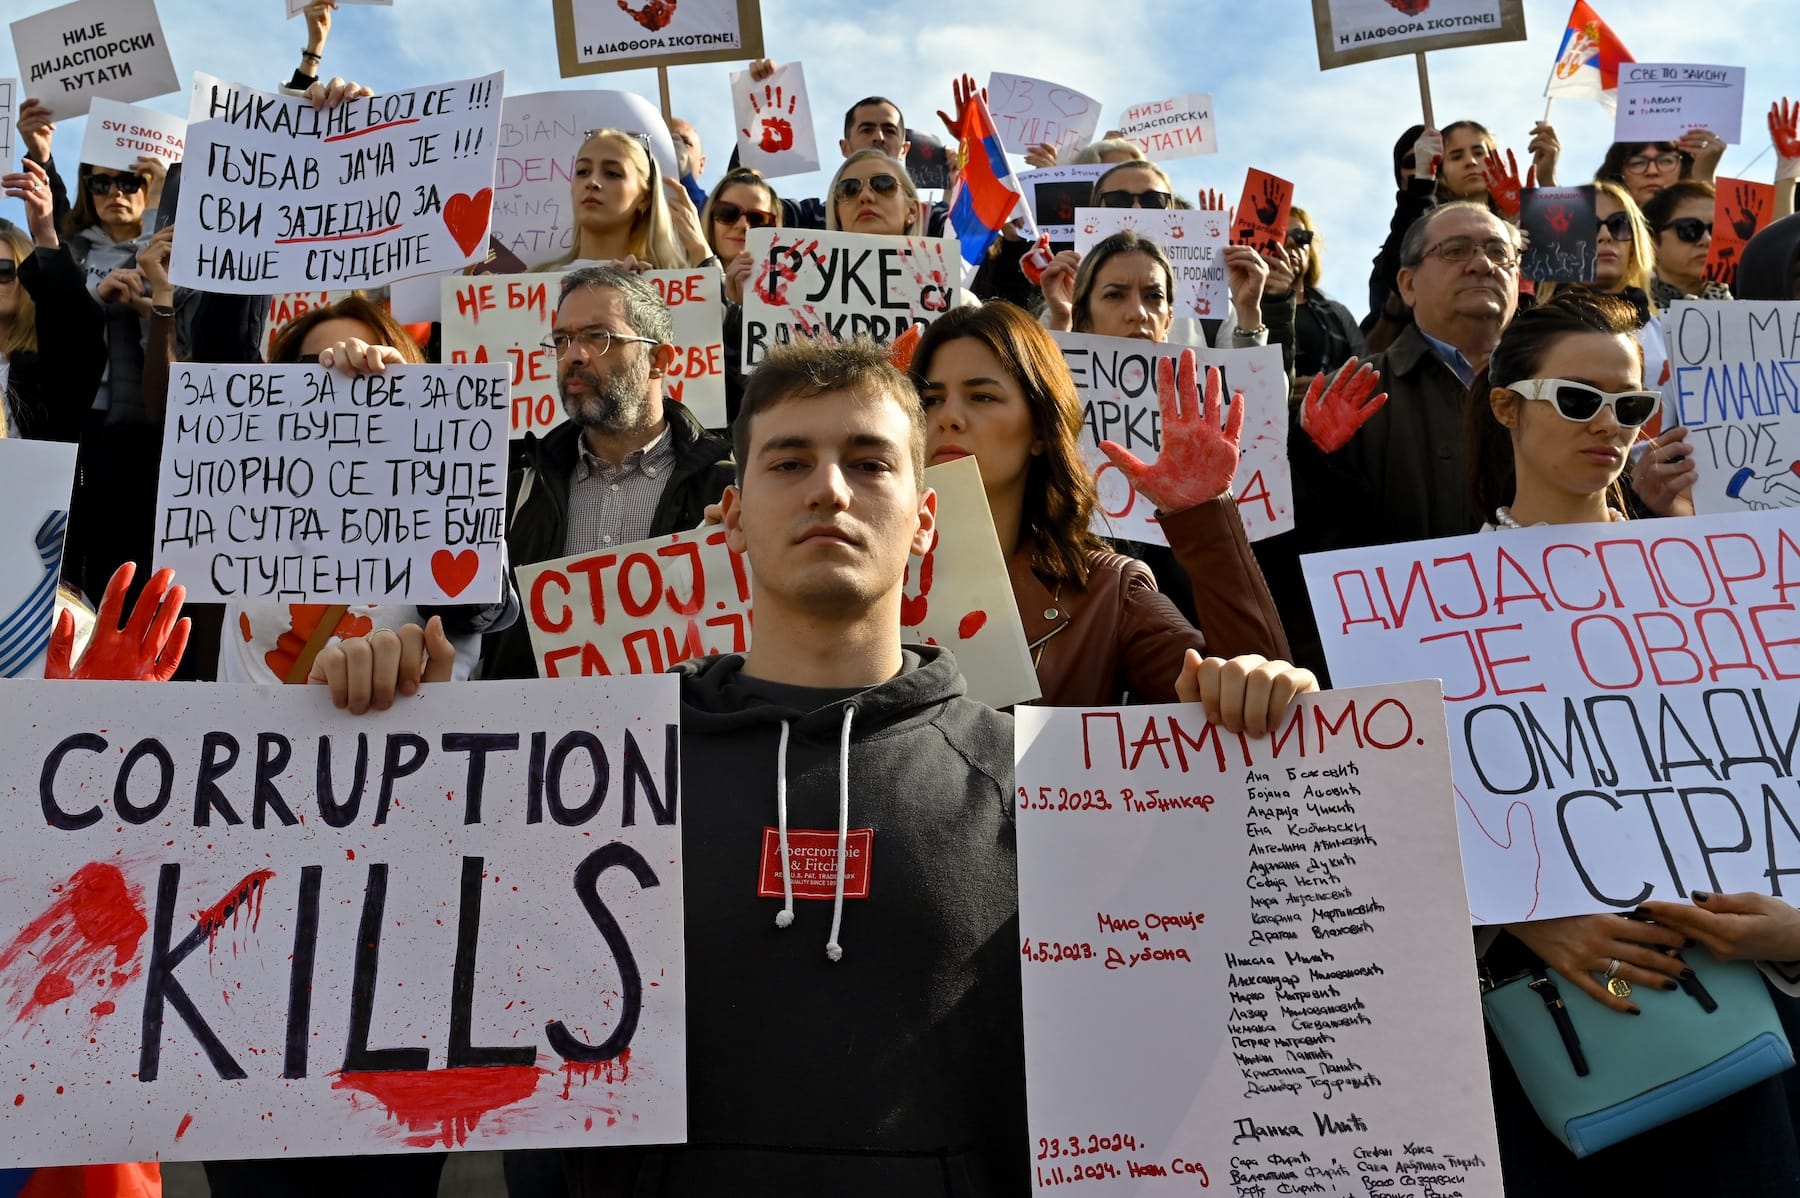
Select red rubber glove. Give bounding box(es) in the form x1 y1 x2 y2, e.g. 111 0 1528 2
1300 359 1387 454
1482 149 1535 220
1100 351 1242 512
47 562 189 681
936 73 986 144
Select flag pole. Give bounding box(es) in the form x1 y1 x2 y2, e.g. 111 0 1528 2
1415 53 1435 128
1542 96 1554 125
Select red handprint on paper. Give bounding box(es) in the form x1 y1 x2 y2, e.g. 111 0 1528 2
1383 0 1431 12
1731 183 1764 240
1543 203 1572 234
742 84 798 153
752 238 820 305
1166 222 1186 240
617 0 676 31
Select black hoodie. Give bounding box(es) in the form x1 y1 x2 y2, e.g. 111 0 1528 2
566 646 1028 1197
1738 213 1800 301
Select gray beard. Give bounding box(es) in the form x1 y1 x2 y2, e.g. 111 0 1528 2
560 348 652 434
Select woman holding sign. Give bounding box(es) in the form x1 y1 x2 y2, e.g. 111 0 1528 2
544 129 712 273
910 301 1304 714
1462 292 1800 1193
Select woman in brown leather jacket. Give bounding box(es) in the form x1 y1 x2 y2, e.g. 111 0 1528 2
910 301 1299 707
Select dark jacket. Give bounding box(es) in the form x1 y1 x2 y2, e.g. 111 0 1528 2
1294 288 1369 380
1363 178 1438 330
14 243 106 443
478 403 734 679
566 646 1025 1197
1738 213 1800 301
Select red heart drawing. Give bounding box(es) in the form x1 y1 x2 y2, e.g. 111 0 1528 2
442 189 492 258
431 548 480 597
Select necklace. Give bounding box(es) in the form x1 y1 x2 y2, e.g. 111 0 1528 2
1494 505 1624 528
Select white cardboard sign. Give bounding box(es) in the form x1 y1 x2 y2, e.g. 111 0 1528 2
516 457 1041 709
1305 510 1800 925
9 0 180 119
1074 207 1230 322
740 228 960 372
0 676 685 1165
0 439 77 679
1051 331 1293 544
1014 684 1503 1198
0 79 17 163
985 72 1101 159
1115 93 1217 161
555 0 754 74
729 60 819 179
79 97 183 170
490 90 677 268
1616 63 1747 145
170 71 504 294
153 363 510 605
1018 164 1110 243
1665 299 1800 514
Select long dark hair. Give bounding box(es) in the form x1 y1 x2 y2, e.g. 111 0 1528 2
1438 120 1496 207
909 302 1106 590
267 295 424 364
1070 231 1175 334
1463 292 1644 522
63 161 151 238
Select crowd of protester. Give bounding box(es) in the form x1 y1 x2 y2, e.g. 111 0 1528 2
11 2 1800 1194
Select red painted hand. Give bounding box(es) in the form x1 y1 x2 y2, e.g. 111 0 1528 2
1100 351 1242 512
1300 359 1387 454
47 562 189 682
1772 99 1800 169
1482 148 1534 219
936 73 987 144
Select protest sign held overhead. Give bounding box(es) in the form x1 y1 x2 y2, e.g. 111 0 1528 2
1665 301 1800 514
1706 178 1773 292
1075 206 1229 321
0 675 686 1165
1015 683 1503 1197
1052 332 1292 544
1115 93 1217 161
1617 63 1748 144
740 228 960 371
0 440 77 679
170 71 504 293
1311 0 1528 70
1019 164 1109 243
153 363 510 605
516 457 1039 709
79 97 183 170
1519 185 1598 284
1306 510 1800 925
552 0 764 75
1232 168 1293 255
10 0 180 119
730 60 819 178
984 72 1101 159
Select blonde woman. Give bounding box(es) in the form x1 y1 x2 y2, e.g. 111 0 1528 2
541 128 712 271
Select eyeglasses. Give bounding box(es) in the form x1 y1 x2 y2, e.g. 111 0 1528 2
1624 152 1681 175
1664 217 1713 244
1507 378 1661 428
539 326 659 357
0 261 15 285
1419 236 1518 270
1098 189 1172 209
834 173 899 201
1598 212 1636 242
86 173 146 197
712 200 776 228
1286 228 1315 249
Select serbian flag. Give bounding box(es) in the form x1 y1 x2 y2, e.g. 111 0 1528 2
948 93 1030 284
1544 1 1634 113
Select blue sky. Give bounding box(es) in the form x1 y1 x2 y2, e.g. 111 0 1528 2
5 0 1794 309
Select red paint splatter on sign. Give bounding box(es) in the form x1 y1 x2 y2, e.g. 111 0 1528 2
559 1049 631 1100
90 1001 116 1017
193 869 275 951
0 862 147 1024
332 1066 545 1148
175 1113 194 1140
957 610 988 639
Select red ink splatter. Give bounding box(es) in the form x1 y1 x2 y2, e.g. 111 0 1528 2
175 1112 194 1140
193 869 276 951
559 1049 631 1100
900 533 938 627
0 862 147 1024
617 0 676 31
345 849 356 861
957 610 988 639
90 1001 115 1017
333 1066 545 1148
12 1094 21 1107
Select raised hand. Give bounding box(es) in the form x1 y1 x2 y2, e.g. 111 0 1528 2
1411 127 1444 182
1024 142 1059 169
1039 249 1081 331
1482 148 1535 219
1196 188 1229 212
16 99 56 163
1676 128 1724 183
47 563 189 682
1 157 58 247
1526 121 1560 186
1261 242 1298 299
1300 359 1387 454
1100 351 1241 512
936 73 987 144
1772 99 1800 180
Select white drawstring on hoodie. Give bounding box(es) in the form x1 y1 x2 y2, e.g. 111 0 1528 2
770 705 857 962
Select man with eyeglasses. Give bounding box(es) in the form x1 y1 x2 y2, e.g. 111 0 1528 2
478 265 734 681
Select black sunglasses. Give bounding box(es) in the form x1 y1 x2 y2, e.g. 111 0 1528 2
712 200 776 228
0 261 15 285
1598 211 1635 242
1665 217 1713 244
86 172 147 197
835 173 899 201
1286 228 1316 249
1098 189 1172 210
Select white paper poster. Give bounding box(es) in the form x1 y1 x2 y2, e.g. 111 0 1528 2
170 71 504 294
1052 331 1293 544
1115 93 1218 161
741 228 959 371
1014 684 1503 1198
1074 206 1230 322
985 72 1101 159
490 90 676 267
9 0 180 119
0 439 77 679
1019 164 1110 243
79 97 183 170
729 60 819 179
0 676 686 1165
1665 300 1800 514
288 0 390 15
517 457 1041 709
153 363 510 605
0 79 17 163
554 0 758 74
1617 63 1748 145
1306 510 1800 925
1312 0 1525 70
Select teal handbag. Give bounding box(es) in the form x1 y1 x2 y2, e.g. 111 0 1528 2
1482 952 1794 1158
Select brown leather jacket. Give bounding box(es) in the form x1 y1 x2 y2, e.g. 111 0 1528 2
1008 497 1292 707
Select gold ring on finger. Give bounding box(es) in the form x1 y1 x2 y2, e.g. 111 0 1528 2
1607 977 1632 998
